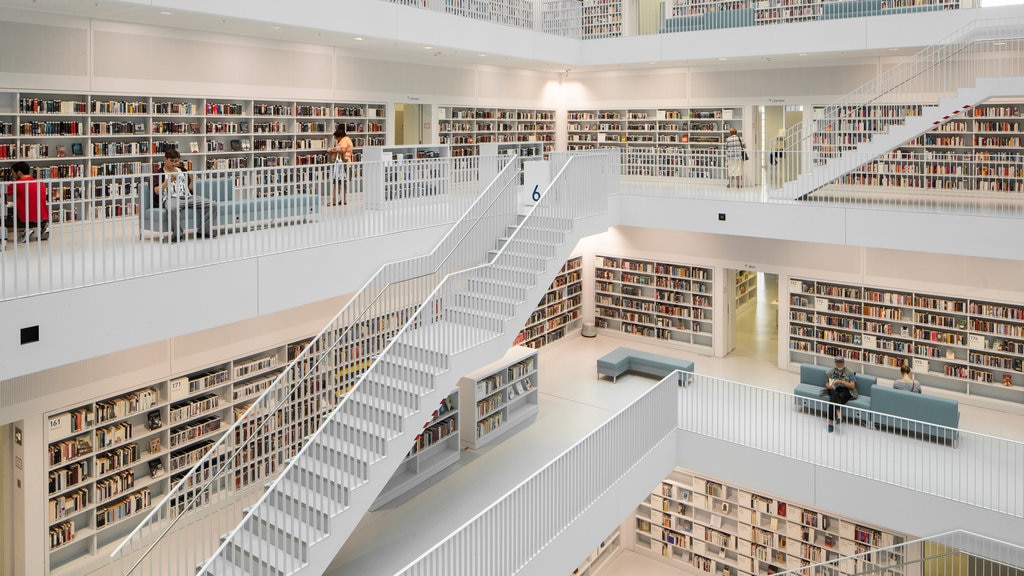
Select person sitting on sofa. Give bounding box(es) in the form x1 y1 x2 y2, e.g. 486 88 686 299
893 364 922 393
823 356 857 433
156 149 218 242
6 161 50 241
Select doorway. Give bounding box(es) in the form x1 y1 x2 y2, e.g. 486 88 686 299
759 105 802 188
394 103 432 146
726 269 779 363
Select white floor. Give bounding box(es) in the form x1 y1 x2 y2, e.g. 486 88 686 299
324 272 1024 576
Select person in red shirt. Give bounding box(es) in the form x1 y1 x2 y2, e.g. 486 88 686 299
6 161 50 241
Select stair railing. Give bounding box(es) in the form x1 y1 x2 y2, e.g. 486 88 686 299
785 18 1024 167
194 150 613 576
110 155 521 576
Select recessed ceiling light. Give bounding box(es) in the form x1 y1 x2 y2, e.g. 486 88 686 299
271 26 281 30
994 41 1006 46
799 53 808 56
424 46 433 50
479 54 487 57
718 57 728 61
888 48 899 51
354 37 364 41
159 11 172 15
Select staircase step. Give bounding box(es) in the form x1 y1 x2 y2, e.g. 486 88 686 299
503 225 567 245
303 437 374 481
489 238 558 259
479 264 540 285
451 291 522 316
388 339 450 372
269 475 349 517
465 276 532 300
323 413 397 452
287 456 367 495
249 495 330 545
358 372 428 410
222 526 304 576
489 251 550 272
442 305 509 334
345 389 414 428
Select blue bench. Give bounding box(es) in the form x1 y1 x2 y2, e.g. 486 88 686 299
870 386 959 446
661 7 755 33
793 363 876 420
597 347 694 384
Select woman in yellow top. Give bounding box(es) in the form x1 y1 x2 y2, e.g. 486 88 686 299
328 124 354 205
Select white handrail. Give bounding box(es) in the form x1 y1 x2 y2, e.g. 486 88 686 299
110 156 520 574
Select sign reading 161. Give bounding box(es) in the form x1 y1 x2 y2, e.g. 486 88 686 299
532 184 541 202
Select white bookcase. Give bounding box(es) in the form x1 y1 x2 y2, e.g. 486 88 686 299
594 255 714 351
541 0 583 37
362 144 450 209
514 256 583 349
458 346 539 450
735 270 758 314
633 468 913 576
41 303 420 575
44 348 288 575
371 389 460 510
581 0 623 38
567 107 744 179
437 106 555 158
786 277 1024 404
835 102 1024 193
0 92 386 222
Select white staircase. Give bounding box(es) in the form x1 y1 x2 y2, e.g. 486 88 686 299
198 196 605 576
782 76 1024 201
110 153 614 576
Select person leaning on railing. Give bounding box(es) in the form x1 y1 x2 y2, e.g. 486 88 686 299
823 356 857 433
5 160 50 242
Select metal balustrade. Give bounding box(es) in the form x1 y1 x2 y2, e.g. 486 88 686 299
0 155 494 300
109 155 520 575
111 151 614 576
614 147 1024 216
681 373 1024 518
391 373 677 576
781 530 1024 576
382 0 981 37
783 19 1024 199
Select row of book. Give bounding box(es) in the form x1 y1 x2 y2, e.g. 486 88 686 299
49 460 89 494
95 443 140 475
95 487 151 529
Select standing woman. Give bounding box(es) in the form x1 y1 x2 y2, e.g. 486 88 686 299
724 127 745 189
328 124 354 205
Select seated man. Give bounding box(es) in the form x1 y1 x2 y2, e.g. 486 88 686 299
155 149 218 242
823 356 857 433
6 161 50 241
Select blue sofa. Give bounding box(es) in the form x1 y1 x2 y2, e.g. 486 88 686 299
140 177 321 239
661 8 755 33
793 363 876 419
597 347 694 384
870 386 959 445
821 0 947 19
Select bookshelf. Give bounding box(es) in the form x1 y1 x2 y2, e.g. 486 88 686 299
572 527 622 575
371 389 460 510
489 0 535 28
567 107 744 179
835 102 1024 193
735 270 758 314
362 144 451 209
437 106 555 158
581 0 623 38
633 468 910 576
44 349 286 575
1 92 386 221
41 304 419 575
458 346 539 450
541 0 583 37
514 256 583 349
786 277 1024 403
753 0 823 26
594 255 715 351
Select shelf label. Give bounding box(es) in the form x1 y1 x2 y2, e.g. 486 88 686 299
47 413 71 441
862 334 877 349
968 334 985 349
814 297 829 311
788 279 803 294
169 377 189 402
912 358 929 373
